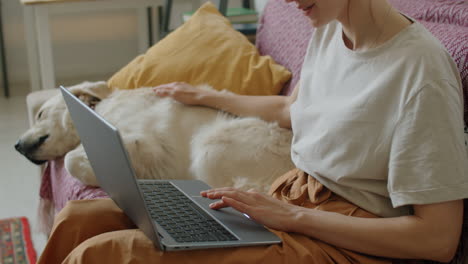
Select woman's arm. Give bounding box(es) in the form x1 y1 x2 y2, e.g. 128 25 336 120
294 200 463 262
153 82 300 129
202 188 463 263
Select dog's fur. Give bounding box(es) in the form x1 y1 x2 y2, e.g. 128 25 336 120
16 81 294 192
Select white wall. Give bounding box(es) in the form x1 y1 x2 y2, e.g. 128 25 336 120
254 0 268 16
2 0 267 94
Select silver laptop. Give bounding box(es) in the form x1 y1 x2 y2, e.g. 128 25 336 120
60 86 281 251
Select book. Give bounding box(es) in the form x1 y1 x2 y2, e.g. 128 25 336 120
183 7 258 23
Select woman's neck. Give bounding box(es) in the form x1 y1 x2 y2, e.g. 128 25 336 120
337 0 412 51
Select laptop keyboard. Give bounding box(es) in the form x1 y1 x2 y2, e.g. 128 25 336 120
139 181 239 243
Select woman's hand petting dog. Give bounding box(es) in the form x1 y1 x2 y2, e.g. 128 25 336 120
201 187 302 232
153 82 215 106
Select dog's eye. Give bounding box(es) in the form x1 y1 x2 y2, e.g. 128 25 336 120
37 110 44 120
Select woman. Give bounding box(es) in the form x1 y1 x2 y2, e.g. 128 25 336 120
38 0 467 263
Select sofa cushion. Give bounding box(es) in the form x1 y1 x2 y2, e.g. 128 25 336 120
388 0 468 27
108 2 291 96
41 158 107 212
256 0 314 96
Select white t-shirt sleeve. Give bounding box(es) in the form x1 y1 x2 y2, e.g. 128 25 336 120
388 80 468 208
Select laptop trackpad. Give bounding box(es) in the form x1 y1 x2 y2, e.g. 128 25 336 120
191 196 275 241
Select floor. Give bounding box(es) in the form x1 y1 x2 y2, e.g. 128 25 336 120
0 85 49 257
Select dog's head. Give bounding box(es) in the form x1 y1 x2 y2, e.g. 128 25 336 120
15 81 111 164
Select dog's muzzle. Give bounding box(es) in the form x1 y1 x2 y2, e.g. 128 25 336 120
15 135 49 165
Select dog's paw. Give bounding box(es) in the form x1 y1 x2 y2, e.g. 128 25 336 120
64 146 100 187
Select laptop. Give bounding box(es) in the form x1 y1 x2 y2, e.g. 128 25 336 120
60 86 282 251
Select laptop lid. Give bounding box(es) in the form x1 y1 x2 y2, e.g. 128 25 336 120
60 86 163 249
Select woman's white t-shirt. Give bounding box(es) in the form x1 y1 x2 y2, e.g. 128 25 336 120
290 20 468 217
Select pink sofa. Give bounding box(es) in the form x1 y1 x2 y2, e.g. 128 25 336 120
30 0 467 262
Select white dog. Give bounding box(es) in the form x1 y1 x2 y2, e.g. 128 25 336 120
15 81 294 192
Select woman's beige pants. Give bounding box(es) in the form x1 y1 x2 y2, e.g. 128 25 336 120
38 169 394 264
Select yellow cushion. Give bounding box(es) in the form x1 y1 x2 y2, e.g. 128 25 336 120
107 2 291 96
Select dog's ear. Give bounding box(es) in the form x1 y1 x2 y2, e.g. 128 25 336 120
68 81 111 109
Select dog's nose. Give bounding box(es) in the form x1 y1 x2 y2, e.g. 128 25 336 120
14 140 22 152
15 135 49 155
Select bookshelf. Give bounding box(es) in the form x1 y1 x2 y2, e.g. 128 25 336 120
159 0 258 39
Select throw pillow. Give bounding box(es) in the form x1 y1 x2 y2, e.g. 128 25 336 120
108 2 291 96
